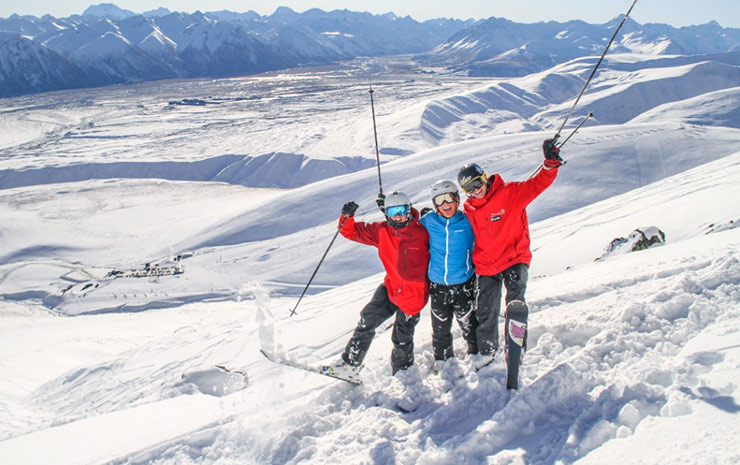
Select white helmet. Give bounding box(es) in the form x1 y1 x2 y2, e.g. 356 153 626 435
431 179 460 208
385 191 411 209
431 180 458 198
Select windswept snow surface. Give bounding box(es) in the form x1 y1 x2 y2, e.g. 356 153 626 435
1 54 740 465
1 156 739 465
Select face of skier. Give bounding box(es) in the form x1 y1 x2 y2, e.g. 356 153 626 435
433 192 459 219
387 211 409 228
460 171 488 200
386 204 410 226
465 181 487 199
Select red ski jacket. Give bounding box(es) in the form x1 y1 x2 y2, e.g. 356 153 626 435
463 167 558 276
339 208 430 315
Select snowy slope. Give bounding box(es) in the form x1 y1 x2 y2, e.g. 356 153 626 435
1 152 738 464
630 86 740 128
0 62 490 177
2 122 738 317
417 53 740 143
1 52 740 464
1 53 738 195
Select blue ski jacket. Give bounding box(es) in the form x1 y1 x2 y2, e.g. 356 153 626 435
420 210 475 285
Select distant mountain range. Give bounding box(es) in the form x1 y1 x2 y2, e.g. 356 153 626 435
1 3 739 98
419 16 740 76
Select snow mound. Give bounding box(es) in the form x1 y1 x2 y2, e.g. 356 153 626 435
177 367 248 397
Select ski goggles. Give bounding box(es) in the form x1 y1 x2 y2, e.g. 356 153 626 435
461 174 487 194
432 192 459 206
386 205 410 217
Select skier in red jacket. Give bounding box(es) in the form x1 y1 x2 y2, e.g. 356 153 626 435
330 191 430 378
458 139 562 368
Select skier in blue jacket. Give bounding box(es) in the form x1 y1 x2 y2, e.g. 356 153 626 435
419 180 478 364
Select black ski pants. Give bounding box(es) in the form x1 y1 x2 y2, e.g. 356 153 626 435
342 283 421 374
475 263 528 356
430 276 478 360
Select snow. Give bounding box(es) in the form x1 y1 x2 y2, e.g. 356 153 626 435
630 86 740 128
1 52 740 464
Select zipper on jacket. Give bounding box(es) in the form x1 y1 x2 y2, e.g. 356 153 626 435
444 218 450 285
404 248 408 276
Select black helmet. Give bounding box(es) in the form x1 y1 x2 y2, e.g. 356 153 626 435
457 163 487 194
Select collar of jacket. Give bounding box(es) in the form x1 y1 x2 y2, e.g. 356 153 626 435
430 210 465 224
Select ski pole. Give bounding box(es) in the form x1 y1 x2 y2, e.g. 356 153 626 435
557 112 594 149
369 86 384 196
553 0 639 140
527 111 594 179
290 216 349 317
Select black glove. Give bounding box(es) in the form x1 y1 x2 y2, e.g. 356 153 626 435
420 207 432 217
376 193 385 213
341 201 359 217
543 138 563 168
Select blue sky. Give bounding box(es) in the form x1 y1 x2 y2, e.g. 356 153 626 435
2 0 739 28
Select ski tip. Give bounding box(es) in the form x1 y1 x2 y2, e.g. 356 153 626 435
506 300 529 312
320 367 363 385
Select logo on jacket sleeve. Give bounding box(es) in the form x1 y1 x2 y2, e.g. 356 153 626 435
490 209 505 222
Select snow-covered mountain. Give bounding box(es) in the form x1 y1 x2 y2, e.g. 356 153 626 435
1 48 739 464
413 52 740 148
81 3 137 20
419 16 740 76
0 5 471 97
0 32 94 95
2 4 740 98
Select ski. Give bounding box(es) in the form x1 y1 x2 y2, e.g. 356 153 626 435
504 300 528 390
260 349 362 385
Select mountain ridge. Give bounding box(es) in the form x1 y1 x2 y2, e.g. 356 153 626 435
1 4 739 97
